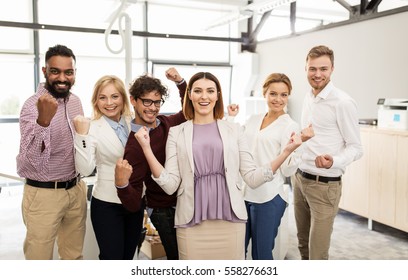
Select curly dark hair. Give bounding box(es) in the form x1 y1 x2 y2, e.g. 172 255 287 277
45 44 76 64
129 74 169 100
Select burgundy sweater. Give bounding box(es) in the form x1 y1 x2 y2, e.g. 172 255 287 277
117 82 187 212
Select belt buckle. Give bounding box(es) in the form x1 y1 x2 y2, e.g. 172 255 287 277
317 175 328 183
54 181 67 189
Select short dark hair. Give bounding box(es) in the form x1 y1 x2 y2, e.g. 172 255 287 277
45 44 76 64
183 72 224 120
128 74 169 100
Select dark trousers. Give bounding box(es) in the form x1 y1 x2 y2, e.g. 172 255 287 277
245 195 287 260
90 196 144 260
149 207 179 260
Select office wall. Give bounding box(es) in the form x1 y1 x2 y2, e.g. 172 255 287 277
254 11 408 124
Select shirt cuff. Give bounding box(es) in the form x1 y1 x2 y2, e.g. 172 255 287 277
263 166 276 181
176 78 185 85
115 183 129 189
151 169 168 185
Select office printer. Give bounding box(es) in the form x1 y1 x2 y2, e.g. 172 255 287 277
377 98 408 130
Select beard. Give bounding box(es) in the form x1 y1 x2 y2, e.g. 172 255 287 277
310 77 330 92
135 109 157 126
44 77 72 99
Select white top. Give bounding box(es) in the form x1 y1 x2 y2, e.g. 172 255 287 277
299 81 363 177
242 113 301 203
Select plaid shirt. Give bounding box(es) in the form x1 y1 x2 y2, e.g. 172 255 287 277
16 83 84 181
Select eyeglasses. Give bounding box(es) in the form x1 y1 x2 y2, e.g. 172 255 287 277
138 98 164 107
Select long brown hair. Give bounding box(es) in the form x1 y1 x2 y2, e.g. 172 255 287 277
183 72 224 120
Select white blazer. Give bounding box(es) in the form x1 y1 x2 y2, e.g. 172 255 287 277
153 119 275 226
74 116 131 204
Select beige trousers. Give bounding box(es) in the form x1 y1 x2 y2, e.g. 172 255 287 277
177 219 245 260
22 180 87 260
292 172 342 260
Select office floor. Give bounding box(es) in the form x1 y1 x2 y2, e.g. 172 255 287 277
1 184 407 260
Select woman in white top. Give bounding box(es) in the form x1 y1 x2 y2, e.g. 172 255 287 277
229 73 312 260
73 75 144 259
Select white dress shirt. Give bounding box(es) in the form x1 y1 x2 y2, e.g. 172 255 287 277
299 81 363 177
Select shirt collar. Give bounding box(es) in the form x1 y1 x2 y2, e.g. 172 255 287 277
104 115 127 130
309 81 334 100
131 118 161 132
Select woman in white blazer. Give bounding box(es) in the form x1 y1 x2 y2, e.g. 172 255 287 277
126 72 301 259
73 75 144 260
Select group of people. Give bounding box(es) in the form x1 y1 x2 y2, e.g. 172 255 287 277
16 43 362 260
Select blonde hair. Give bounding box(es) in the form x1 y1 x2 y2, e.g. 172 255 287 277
262 73 292 96
91 75 131 120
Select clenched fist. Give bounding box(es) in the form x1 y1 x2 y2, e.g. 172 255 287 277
134 126 150 150
165 67 182 83
37 93 58 127
73 115 91 135
227 104 239 117
315 154 333 169
115 158 133 187
300 124 314 142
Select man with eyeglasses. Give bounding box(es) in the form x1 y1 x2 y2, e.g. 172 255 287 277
115 69 186 260
16 44 87 259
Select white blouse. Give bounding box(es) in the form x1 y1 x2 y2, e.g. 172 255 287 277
242 113 301 203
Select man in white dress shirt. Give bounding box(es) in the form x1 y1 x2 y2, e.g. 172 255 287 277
292 45 363 260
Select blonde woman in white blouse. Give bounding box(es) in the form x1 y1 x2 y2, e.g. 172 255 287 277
228 73 313 260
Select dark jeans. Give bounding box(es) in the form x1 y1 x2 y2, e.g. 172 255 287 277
245 195 287 260
149 207 179 260
90 196 144 260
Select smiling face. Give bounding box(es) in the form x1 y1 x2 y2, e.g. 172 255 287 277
96 83 124 122
131 90 162 128
42 55 76 98
306 55 334 96
188 78 219 122
264 82 289 114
